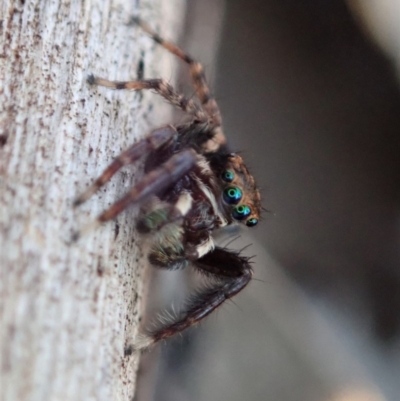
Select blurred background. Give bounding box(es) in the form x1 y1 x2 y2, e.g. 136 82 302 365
136 1 400 400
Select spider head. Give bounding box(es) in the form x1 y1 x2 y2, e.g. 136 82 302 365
209 153 261 227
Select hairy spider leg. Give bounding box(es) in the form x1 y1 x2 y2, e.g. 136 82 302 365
130 17 227 149
73 149 197 240
73 125 176 207
97 150 196 222
88 75 207 121
127 247 253 352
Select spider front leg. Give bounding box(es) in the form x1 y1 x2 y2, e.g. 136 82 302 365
73 125 176 207
131 17 226 150
73 148 197 240
128 247 253 352
88 75 207 121
130 17 221 126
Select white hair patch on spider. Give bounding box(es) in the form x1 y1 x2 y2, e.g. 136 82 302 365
195 236 215 258
195 155 213 176
174 192 193 216
194 177 228 227
129 334 155 353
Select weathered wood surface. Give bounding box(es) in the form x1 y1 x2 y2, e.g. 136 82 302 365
0 1 185 400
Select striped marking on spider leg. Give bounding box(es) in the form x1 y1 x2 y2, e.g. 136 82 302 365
73 126 176 207
129 17 190 62
189 62 222 127
87 75 206 119
130 17 225 144
187 62 226 149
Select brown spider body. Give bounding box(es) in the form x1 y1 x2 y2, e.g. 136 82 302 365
74 18 261 351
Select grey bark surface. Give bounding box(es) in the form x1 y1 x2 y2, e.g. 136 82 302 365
0 1 185 400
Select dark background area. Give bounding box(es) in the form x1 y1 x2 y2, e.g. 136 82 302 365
216 0 400 341
137 1 400 400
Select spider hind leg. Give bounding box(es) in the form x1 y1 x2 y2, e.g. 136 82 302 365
128 247 253 352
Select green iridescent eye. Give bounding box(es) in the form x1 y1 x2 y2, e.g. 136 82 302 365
232 205 251 220
246 218 258 227
223 187 242 205
222 170 234 182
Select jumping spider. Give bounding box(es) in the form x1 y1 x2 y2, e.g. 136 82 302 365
74 17 261 351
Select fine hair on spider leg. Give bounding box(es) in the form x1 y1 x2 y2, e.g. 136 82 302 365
125 247 253 353
75 17 262 351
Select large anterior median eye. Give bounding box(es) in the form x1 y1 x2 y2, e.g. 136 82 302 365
223 187 242 204
222 170 234 182
232 205 251 220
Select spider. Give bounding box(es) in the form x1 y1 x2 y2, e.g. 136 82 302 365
74 17 261 352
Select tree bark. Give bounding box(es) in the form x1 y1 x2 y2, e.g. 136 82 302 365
0 1 185 400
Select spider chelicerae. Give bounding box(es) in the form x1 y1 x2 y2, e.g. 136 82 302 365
74 17 261 352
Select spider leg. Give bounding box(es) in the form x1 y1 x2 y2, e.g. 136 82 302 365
73 149 197 240
73 125 176 207
88 75 207 121
128 247 252 352
131 17 226 149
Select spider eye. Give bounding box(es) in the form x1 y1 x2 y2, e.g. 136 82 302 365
246 218 258 227
232 205 251 220
223 187 242 205
222 170 235 182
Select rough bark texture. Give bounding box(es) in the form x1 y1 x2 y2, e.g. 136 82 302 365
0 1 185 400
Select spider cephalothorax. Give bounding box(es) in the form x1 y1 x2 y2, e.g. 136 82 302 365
209 152 261 227
74 17 261 351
